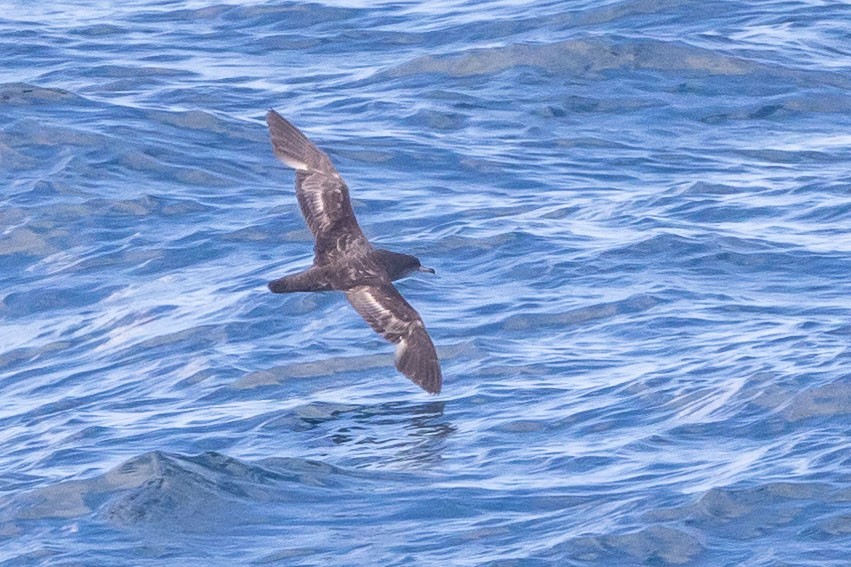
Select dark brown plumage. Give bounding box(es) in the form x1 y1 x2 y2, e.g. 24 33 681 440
265 110 442 394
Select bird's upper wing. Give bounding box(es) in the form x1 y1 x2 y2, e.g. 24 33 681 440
266 110 370 264
346 284 442 394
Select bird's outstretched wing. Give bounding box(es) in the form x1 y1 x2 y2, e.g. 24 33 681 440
266 110 370 264
346 284 442 394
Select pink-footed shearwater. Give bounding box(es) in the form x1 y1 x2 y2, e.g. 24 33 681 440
265 110 442 394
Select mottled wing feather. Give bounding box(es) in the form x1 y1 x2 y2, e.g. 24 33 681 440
266 110 369 264
294 170 368 262
346 284 442 394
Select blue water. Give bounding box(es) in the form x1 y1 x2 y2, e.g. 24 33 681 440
2 1 851 565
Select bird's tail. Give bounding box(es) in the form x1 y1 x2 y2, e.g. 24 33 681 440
268 267 333 293
266 109 335 174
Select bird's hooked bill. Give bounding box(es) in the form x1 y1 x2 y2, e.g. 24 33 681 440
418 266 436 274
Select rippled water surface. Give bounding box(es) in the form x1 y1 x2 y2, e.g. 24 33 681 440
2 1 851 565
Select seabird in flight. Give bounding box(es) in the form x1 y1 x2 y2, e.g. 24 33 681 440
265 110 442 394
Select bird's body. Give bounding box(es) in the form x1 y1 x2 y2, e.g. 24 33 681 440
268 249 422 293
265 110 442 394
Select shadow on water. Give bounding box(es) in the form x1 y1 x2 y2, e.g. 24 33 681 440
260 398 455 470
329 400 455 464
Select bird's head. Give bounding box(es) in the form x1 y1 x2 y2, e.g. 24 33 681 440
374 249 435 281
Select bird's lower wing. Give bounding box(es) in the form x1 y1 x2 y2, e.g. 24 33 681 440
346 284 442 394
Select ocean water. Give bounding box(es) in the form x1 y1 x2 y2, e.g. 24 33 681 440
2 0 851 565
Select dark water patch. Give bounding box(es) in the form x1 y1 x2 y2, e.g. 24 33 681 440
1 284 122 319
233 353 399 390
590 231 851 283
232 340 469 392
0 227 56 259
499 293 660 332
647 481 850 546
0 340 71 373
389 37 763 80
792 200 851 223
567 525 704 565
0 83 79 106
3 450 367 530
69 24 128 38
780 382 851 422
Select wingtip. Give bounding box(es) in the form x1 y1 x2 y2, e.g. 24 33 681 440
413 363 443 395
266 108 282 125
396 353 442 395
398 337 442 395
425 366 443 395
